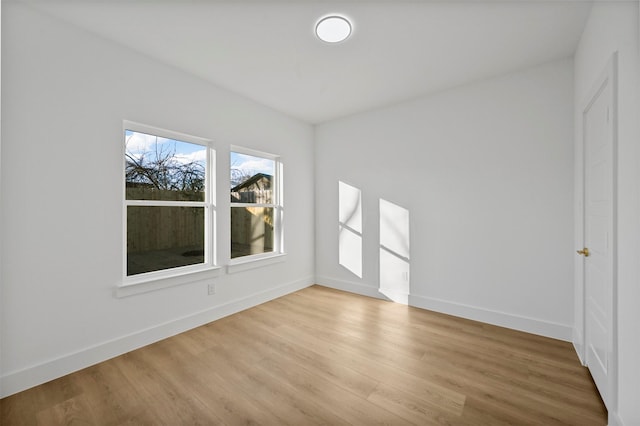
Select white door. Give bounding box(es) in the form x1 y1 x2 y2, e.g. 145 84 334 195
581 55 617 408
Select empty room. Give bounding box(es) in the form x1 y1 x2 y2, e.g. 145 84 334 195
1 0 639 425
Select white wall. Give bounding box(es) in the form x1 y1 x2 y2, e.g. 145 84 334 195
316 58 575 340
573 3 640 425
0 4 315 397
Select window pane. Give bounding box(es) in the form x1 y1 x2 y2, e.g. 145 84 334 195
230 152 274 204
230 207 274 258
127 206 205 276
125 130 206 201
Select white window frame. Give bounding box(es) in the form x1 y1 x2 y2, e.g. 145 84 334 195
228 145 284 271
119 121 219 293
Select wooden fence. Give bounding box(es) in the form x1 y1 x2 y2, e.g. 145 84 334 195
127 206 204 253
230 206 274 258
128 206 273 254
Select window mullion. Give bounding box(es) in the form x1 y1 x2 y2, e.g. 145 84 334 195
126 199 207 208
231 203 276 208
206 147 216 267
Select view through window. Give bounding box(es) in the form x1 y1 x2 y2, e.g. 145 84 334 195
125 127 211 276
230 150 280 259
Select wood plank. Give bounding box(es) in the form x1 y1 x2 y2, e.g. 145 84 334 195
1 285 607 425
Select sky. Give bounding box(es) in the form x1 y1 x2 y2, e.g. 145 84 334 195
230 152 274 176
125 130 206 165
125 130 275 183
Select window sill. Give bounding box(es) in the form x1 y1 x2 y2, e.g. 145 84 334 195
227 253 287 274
115 265 222 298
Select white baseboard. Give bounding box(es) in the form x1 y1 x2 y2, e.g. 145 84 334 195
609 410 625 426
409 294 572 341
573 328 586 365
315 276 572 342
315 276 386 300
1 277 313 398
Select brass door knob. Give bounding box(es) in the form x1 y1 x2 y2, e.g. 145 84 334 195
577 248 590 257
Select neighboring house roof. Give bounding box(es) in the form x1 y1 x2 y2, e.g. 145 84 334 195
231 173 272 192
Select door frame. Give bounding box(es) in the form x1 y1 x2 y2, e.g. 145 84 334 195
576 52 618 411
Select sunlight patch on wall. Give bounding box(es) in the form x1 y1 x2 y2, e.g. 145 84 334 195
379 199 410 304
338 181 363 278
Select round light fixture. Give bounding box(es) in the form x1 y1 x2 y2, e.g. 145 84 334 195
315 15 352 43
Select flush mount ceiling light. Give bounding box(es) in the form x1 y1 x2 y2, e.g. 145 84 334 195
315 15 352 43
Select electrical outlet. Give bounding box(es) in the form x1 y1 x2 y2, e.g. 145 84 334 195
207 283 216 295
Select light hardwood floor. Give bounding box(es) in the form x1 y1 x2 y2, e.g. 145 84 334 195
1 285 606 425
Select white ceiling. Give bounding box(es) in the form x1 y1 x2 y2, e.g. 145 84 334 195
23 1 593 124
